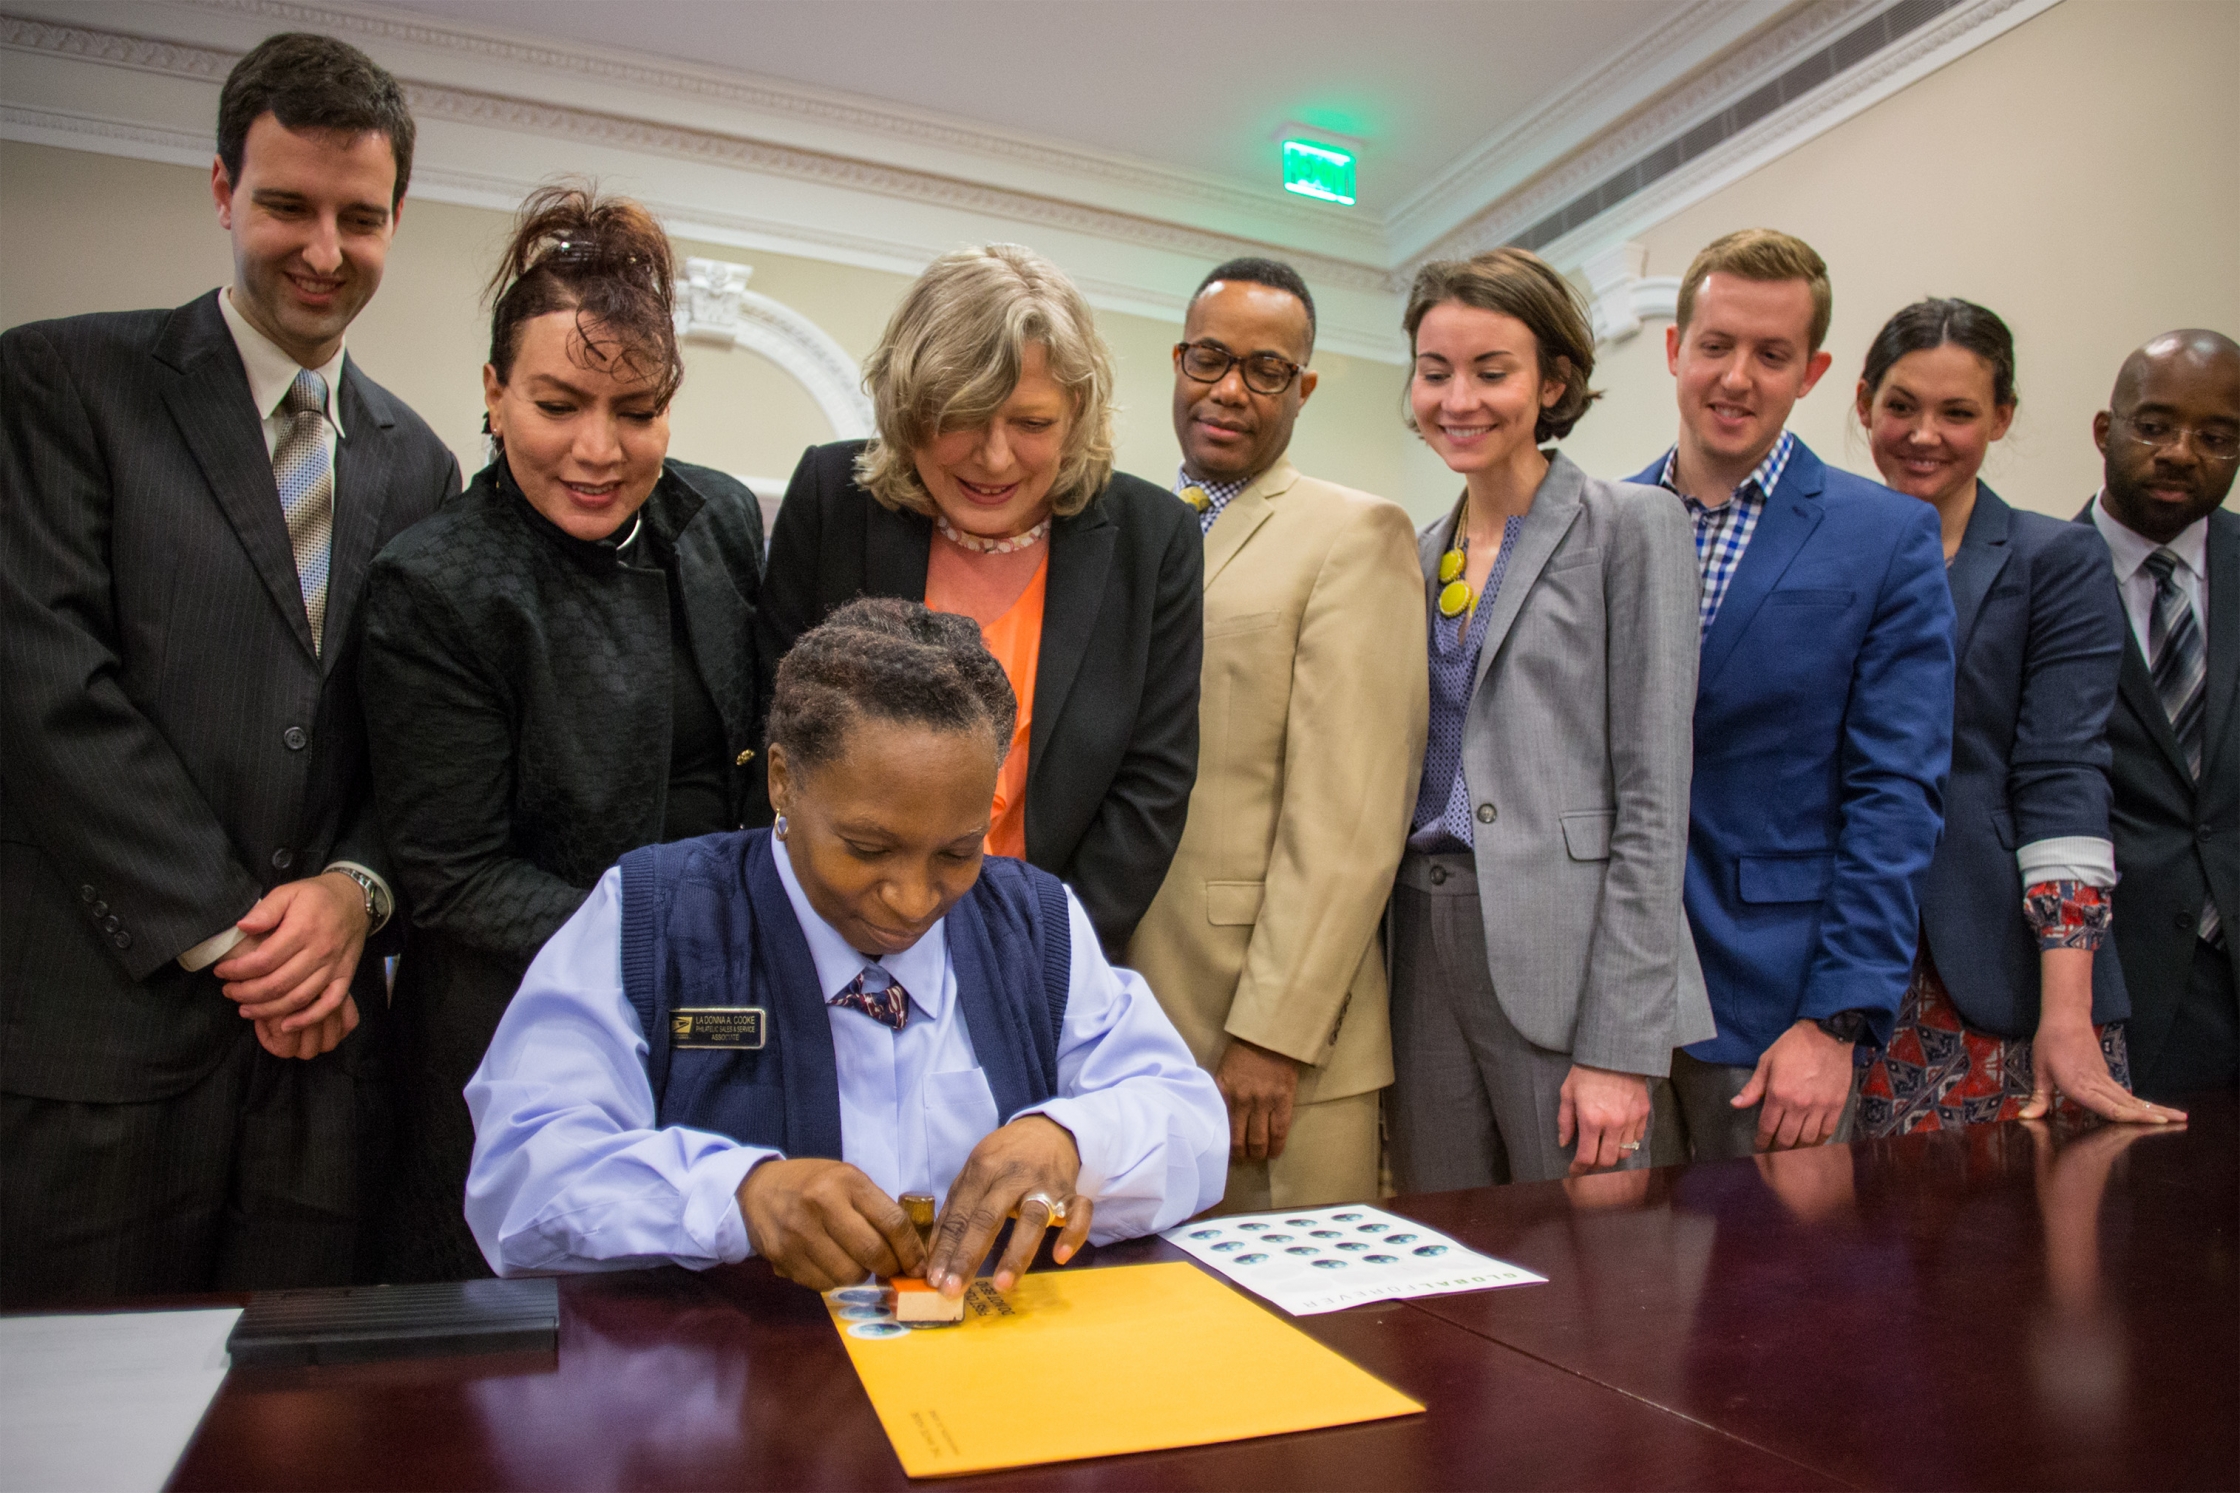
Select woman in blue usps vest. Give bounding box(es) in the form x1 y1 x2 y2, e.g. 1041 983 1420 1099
465 598 1227 1293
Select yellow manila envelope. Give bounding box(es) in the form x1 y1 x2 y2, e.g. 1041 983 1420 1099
826 1261 1422 1477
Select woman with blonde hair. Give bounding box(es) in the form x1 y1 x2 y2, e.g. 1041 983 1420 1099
757 243 1202 955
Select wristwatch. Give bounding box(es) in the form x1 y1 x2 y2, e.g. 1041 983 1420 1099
1815 1010 1871 1047
326 864 392 935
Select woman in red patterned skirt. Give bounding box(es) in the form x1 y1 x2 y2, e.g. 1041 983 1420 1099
1850 299 2185 1134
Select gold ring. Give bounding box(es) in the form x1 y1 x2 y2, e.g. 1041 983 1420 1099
1018 1190 1069 1227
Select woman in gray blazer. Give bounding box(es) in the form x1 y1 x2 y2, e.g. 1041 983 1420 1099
1850 298 2183 1132
1387 249 1711 1188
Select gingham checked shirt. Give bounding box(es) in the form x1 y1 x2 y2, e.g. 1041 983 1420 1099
1174 467 1252 535
1655 430 1795 639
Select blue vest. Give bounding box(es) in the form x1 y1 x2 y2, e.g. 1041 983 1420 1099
616 829 1072 1156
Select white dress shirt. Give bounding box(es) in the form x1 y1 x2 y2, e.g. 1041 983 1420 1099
2092 489 2210 669
178 290 384 972
463 837 1228 1275
219 285 347 465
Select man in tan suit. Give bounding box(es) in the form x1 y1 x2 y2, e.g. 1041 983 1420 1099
1127 259 1428 1210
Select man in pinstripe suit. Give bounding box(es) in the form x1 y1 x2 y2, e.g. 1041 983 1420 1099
0 34 458 1303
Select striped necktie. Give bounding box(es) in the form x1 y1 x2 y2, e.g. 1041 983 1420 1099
2145 548 2218 943
274 368 334 655
831 964 911 1032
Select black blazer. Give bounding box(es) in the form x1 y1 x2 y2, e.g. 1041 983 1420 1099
0 291 459 1103
2076 500 2240 1081
361 457 762 1280
1919 489 2128 1036
757 440 1202 953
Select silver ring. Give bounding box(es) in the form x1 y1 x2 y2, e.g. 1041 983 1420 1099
1618 1141 1642 1152
1019 1190 1069 1226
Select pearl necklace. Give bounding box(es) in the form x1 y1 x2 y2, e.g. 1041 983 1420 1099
935 512 1050 555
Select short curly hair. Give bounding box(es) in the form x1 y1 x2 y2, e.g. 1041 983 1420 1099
854 244 1116 519
1402 246 1601 444
767 598 1016 773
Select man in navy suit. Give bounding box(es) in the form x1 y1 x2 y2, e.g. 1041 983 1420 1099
2080 330 2240 1102
1631 229 1954 1158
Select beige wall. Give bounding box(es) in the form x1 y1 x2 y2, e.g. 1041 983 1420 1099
0 139 1419 509
5 0 2231 525
1556 0 2240 516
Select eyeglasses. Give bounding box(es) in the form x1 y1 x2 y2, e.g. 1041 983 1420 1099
1175 341 1303 396
2117 412 2240 463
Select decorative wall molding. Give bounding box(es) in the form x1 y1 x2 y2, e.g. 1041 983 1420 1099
0 14 1393 291
1382 0 1808 259
1580 243 1681 346
213 0 1372 235
1525 0 2063 274
0 0 2068 361
1409 0 1888 270
673 256 873 441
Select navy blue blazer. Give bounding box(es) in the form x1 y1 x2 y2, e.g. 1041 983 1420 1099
1628 437 1955 1065
1921 488 2128 1037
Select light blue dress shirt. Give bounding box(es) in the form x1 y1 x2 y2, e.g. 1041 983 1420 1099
464 837 1229 1275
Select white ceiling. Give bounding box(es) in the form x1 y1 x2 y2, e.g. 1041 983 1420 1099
373 0 1701 215
6 0 2034 359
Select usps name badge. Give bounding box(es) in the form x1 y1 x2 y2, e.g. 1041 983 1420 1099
670 1007 767 1050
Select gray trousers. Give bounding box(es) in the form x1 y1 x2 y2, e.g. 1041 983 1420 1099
1651 1047 1860 1164
1387 851 1654 1189
0 1024 387 1307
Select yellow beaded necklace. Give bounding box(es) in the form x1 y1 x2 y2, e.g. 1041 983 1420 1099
1437 495 1475 618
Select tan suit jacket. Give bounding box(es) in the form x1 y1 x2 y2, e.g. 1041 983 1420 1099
1128 461 1428 1163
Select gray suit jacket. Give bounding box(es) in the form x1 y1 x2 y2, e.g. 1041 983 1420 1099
0 291 459 1103
1416 451 1713 1074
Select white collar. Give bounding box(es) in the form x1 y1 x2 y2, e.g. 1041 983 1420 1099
770 834 949 1021
2093 488 2209 583
219 287 348 438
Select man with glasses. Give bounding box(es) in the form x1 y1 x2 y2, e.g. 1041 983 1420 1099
2083 328 2240 1101
1125 258 1426 1210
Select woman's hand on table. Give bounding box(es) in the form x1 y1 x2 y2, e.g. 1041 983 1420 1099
737 1157 927 1291
925 1115 1091 1297
2020 1018 2187 1125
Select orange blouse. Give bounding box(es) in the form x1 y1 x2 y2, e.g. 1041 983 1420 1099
924 555 1045 859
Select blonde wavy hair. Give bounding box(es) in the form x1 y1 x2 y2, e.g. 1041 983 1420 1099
855 244 1116 518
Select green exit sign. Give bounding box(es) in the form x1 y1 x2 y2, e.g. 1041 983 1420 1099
1282 140 1356 205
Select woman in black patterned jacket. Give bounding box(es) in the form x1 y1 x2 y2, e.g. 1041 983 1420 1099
360 186 763 1281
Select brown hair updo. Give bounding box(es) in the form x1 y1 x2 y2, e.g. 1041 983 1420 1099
1403 247 1601 444
768 598 1017 773
1859 297 2017 409
485 182 684 416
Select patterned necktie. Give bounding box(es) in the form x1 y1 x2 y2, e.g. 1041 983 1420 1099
2145 548 2219 944
1180 484 1211 514
830 964 911 1032
273 368 335 655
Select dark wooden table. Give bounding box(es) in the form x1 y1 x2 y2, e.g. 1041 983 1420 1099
167 1098 2236 1491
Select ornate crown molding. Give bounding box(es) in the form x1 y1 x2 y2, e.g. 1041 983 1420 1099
0 11 1393 297
1 0 2063 353
1525 0 2059 272
1408 0 1888 271
1383 0 1802 257
182 0 1386 255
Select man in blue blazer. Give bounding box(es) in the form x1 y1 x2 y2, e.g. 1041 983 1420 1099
1631 230 1955 1157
